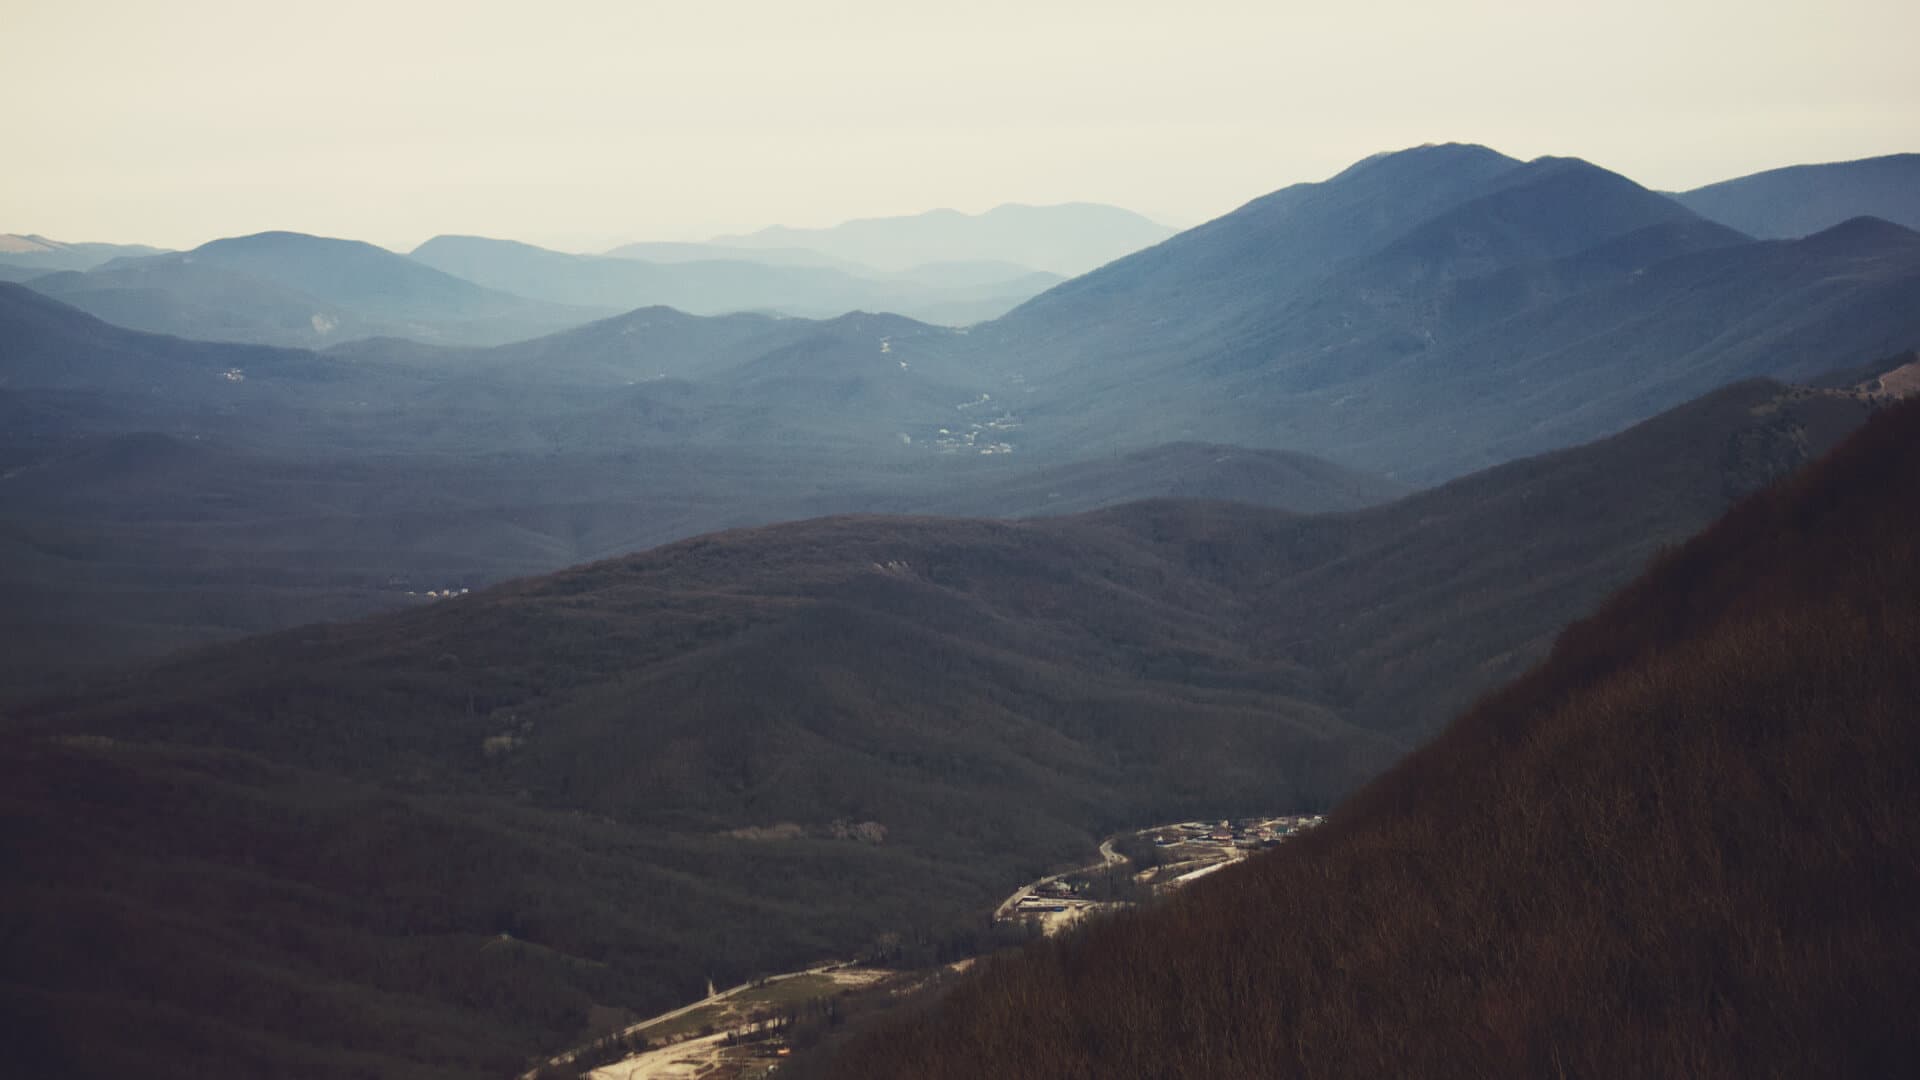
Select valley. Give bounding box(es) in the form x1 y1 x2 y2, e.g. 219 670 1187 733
10 147 1920 694
1 355 1905 1079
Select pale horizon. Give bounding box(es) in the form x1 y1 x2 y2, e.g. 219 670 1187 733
5 0 1917 254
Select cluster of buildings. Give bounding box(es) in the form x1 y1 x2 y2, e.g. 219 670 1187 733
1153 815 1326 851
1014 880 1085 915
934 393 1021 454
996 814 1332 932
932 416 1019 455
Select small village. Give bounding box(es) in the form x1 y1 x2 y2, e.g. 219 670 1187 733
998 815 1327 936
933 392 1020 455
553 814 1325 1079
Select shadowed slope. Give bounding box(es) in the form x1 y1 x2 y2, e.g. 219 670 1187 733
810 394 1920 1080
967 147 1920 482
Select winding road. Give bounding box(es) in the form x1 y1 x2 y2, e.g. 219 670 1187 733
992 835 1129 921
525 962 847 1078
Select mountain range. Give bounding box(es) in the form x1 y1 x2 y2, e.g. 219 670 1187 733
7 200 1180 345
409 234 1063 325
0 234 169 282
6 142 1920 691
4 139 1920 1080
972 145 1920 480
0 281 1412 692
20 231 610 348
704 202 1179 276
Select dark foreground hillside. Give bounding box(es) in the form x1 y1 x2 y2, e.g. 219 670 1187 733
809 395 1920 1079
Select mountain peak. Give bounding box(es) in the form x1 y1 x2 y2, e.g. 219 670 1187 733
1376 154 1703 267
0 233 63 254
1331 142 1519 182
194 231 394 258
1793 215 1920 255
812 392 1920 1079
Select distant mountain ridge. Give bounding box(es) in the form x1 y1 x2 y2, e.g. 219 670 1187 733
0 280 1411 688
1676 153 1920 238
9 134 1920 671
0 233 168 282
989 147 1705 361
709 202 1177 276
6 142 1920 672
409 234 1062 326
601 240 868 271
968 145 1920 482
22 230 609 347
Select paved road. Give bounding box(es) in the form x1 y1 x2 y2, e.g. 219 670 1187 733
528 961 846 1077
627 962 844 1034
993 833 1130 921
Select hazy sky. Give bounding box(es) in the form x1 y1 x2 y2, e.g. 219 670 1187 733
4 0 1916 252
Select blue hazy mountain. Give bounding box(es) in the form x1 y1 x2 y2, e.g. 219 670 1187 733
1676 153 1920 238
969 145 1920 481
24 231 609 347
707 202 1178 276
0 233 168 281
409 234 1062 325
6 143 1920 679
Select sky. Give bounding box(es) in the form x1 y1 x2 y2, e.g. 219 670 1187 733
4 0 1917 253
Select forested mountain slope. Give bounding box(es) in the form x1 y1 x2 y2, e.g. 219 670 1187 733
808 388 1920 1080
970 146 1920 481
